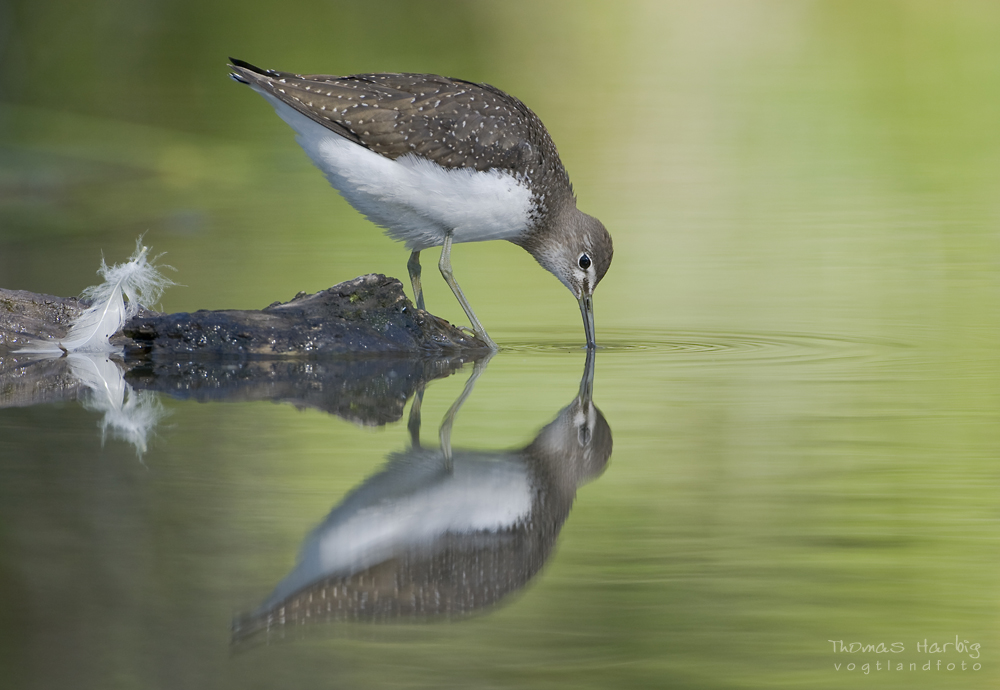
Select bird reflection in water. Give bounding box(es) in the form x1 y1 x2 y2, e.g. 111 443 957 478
232 350 612 643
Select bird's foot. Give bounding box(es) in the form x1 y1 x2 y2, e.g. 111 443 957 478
459 326 498 351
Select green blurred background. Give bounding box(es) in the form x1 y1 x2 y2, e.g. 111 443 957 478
2 1 999 688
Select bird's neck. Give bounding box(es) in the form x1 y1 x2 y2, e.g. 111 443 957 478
514 197 579 258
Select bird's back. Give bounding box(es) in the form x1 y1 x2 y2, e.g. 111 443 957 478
230 60 572 195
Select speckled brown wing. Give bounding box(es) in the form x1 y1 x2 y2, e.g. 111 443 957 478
229 60 572 195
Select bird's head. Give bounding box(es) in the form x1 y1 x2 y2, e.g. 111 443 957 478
523 204 613 347
526 349 612 488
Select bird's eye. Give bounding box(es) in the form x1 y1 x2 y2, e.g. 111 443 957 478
578 254 592 270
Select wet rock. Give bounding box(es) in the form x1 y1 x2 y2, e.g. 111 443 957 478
0 274 489 358
0 288 90 351
124 274 488 357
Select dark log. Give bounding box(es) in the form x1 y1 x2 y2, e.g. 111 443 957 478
0 274 489 358
0 288 92 351
0 275 488 423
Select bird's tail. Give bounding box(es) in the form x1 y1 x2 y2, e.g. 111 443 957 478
228 57 272 85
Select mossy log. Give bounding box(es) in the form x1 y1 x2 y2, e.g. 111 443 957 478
0 274 489 358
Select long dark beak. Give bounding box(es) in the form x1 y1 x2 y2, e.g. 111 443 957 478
578 294 596 349
579 346 595 406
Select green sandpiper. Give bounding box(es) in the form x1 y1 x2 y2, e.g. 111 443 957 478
229 58 613 350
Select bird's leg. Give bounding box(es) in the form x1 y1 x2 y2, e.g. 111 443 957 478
439 352 494 468
407 383 425 449
438 233 498 350
407 250 425 311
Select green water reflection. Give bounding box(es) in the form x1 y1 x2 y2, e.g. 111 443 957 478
2 1 999 688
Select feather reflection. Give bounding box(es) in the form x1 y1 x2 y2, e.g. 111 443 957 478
0 352 167 457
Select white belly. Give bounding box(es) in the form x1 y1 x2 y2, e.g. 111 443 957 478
259 452 534 609
259 91 535 251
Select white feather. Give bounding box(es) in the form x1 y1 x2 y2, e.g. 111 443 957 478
19 239 175 355
258 91 535 251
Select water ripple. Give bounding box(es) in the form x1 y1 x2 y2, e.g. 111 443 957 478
500 329 905 366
